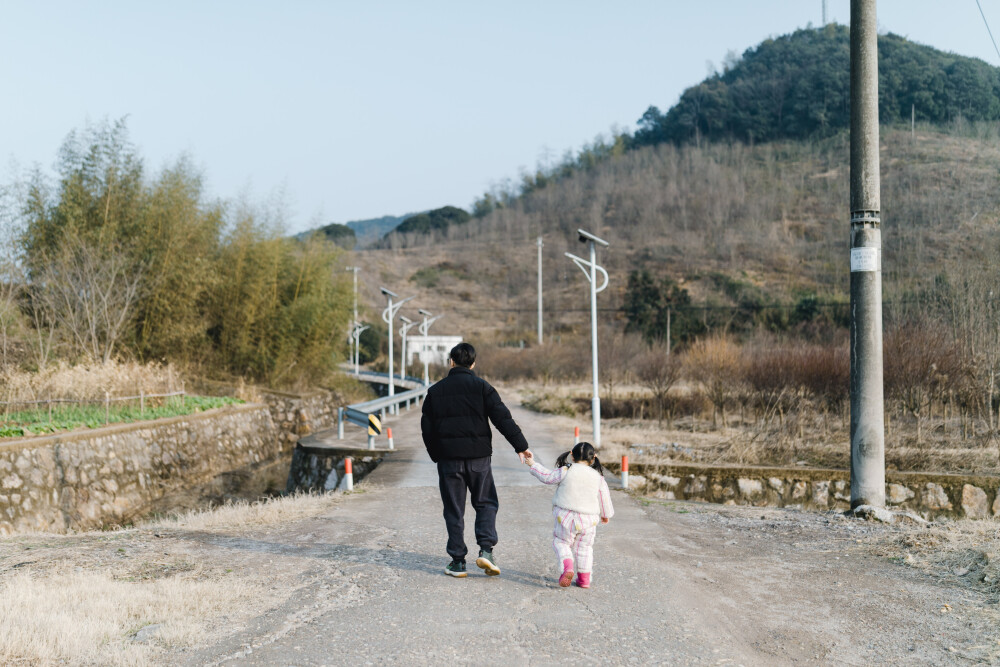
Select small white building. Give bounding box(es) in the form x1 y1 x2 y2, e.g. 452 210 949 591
407 334 463 367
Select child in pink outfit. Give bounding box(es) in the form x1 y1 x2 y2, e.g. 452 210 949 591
523 442 613 588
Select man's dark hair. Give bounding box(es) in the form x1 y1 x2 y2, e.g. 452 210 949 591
450 342 476 368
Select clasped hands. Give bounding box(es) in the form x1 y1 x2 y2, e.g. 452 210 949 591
518 449 534 466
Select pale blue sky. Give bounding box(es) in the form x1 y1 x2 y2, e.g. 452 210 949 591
2 1 999 233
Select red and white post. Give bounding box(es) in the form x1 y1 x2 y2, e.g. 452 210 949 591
621 455 629 489
387 427 394 450
344 457 354 491
574 426 580 445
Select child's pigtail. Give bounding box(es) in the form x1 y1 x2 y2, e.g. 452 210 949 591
555 451 571 468
590 455 604 476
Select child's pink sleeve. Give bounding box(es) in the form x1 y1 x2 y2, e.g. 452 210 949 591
598 477 614 519
528 462 567 485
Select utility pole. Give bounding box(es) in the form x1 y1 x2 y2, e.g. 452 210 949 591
537 236 544 345
849 0 885 509
666 307 672 355
822 0 827 25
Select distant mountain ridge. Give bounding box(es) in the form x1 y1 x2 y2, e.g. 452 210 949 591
297 212 420 249
346 213 420 247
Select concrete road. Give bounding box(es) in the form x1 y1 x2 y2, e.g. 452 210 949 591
183 401 996 666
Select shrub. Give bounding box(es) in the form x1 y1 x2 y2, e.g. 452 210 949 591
685 334 741 427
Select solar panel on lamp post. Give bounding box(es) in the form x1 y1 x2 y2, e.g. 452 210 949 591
418 309 444 386
381 287 414 415
565 229 609 449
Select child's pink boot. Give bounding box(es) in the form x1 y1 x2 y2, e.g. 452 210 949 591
575 572 591 588
558 559 574 587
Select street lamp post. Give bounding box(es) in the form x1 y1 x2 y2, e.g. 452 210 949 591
565 229 609 448
351 324 369 376
381 287 414 414
345 266 359 365
399 316 418 381
537 236 544 345
418 309 444 386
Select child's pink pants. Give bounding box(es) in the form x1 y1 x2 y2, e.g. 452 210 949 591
551 506 600 573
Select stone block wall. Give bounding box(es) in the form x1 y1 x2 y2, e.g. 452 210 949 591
187 379 341 447
612 462 1000 520
0 404 280 535
259 388 340 446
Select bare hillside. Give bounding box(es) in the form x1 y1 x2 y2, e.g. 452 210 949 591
353 125 1000 340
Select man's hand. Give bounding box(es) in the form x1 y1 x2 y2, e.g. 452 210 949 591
519 449 534 465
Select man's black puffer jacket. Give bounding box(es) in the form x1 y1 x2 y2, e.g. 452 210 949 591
421 366 529 462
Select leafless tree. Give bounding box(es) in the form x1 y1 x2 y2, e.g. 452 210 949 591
884 322 964 443
635 342 681 424
686 334 741 428
31 237 143 364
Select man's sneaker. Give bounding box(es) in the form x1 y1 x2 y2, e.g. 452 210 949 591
445 560 467 577
476 549 501 576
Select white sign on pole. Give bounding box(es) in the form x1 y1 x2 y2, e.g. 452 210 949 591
850 247 878 273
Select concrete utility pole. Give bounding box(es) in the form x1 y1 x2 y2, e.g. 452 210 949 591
849 0 886 509
822 0 828 25
537 236 544 345
566 229 610 449
666 307 672 355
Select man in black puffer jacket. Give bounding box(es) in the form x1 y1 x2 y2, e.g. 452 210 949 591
421 342 532 578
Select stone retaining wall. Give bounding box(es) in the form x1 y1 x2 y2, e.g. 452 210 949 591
259 388 339 447
189 379 341 446
0 404 280 535
611 462 1000 520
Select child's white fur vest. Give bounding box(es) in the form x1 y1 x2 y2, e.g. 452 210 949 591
552 463 601 515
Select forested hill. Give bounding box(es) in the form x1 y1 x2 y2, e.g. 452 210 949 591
632 24 1000 147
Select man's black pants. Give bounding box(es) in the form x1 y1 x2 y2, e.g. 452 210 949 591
437 456 499 561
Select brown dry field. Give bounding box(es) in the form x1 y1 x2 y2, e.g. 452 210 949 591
500 381 1000 476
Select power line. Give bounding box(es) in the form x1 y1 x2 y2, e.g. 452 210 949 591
976 0 1000 63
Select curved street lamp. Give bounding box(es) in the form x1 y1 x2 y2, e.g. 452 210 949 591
398 315 418 381
350 323 369 377
565 228 609 448
381 287 414 412
418 309 444 386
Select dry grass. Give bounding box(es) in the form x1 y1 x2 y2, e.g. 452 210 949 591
0 568 265 666
145 491 341 532
0 491 346 665
0 359 182 403
871 518 1000 603
508 379 1000 474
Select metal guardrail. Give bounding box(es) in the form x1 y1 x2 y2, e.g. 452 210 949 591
338 371 431 449
351 369 425 390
